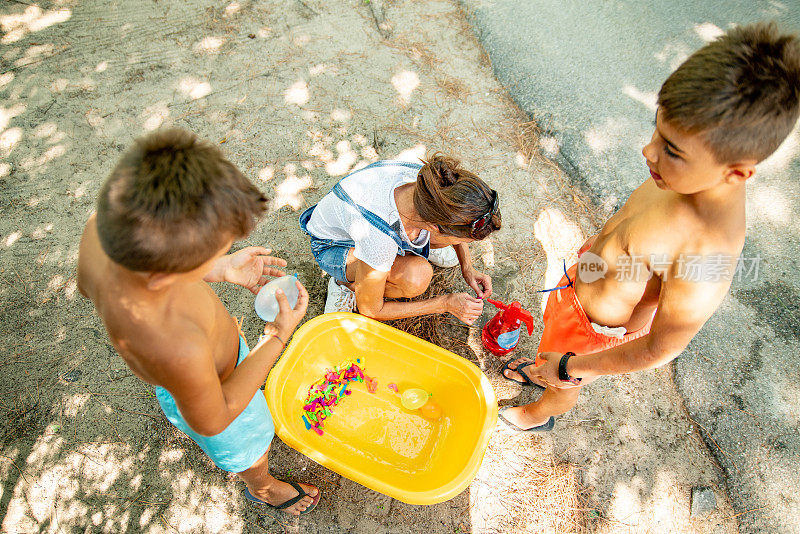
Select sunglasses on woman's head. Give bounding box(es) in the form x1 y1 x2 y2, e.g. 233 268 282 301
470 189 498 238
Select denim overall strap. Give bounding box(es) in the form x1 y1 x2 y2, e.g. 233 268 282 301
298 204 315 235
332 182 406 250
355 160 423 173
298 160 422 237
299 160 428 258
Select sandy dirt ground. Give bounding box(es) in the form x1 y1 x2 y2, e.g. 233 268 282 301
1 1 741 532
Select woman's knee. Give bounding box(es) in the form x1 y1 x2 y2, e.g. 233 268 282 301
388 257 433 298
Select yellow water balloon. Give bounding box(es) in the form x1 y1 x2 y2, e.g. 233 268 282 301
400 388 429 410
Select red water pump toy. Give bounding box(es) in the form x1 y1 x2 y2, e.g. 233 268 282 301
481 298 534 356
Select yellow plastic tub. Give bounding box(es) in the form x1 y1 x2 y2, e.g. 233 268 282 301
264 313 497 505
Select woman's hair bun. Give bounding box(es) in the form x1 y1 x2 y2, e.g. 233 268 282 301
431 155 459 187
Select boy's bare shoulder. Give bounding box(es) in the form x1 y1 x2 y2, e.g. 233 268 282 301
77 215 219 385
674 200 745 257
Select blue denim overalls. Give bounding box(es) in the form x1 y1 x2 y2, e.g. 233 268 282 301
299 161 430 282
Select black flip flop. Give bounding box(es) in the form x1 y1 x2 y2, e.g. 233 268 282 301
498 407 555 433
244 482 321 515
500 359 544 390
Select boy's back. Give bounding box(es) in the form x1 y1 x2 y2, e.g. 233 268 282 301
78 213 240 387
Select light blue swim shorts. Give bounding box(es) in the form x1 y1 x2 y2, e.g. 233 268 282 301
155 335 274 473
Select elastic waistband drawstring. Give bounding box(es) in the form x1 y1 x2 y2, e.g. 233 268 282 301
536 259 573 293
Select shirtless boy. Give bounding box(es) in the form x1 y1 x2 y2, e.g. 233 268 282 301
78 128 320 514
500 22 800 431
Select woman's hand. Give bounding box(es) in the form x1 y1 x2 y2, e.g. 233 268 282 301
215 247 288 294
462 267 492 299
268 280 309 341
445 292 484 325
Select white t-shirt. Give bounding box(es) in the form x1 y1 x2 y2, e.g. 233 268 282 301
305 161 430 272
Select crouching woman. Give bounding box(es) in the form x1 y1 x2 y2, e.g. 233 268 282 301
300 154 501 324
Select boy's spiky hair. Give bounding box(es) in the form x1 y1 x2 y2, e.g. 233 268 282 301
96 128 266 273
658 21 800 163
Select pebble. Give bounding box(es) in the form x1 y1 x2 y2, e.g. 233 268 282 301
62 369 82 382
690 487 717 516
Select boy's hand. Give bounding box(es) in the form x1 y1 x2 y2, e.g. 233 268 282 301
531 352 582 389
268 280 309 341
222 247 288 294
462 267 493 299
445 292 484 325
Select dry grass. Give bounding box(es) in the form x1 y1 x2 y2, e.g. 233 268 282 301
492 102 605 232
383 36 440 69
473 434 590 533
434 73 471 102
381 117 463 153
497 239 548 298
202 5 242 35
504 119 542 168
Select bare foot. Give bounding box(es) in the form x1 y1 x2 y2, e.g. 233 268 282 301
250 481 319 516
501 405 551 430
503 357 548 388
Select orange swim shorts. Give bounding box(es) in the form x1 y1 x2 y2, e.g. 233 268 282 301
536 263 653 363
